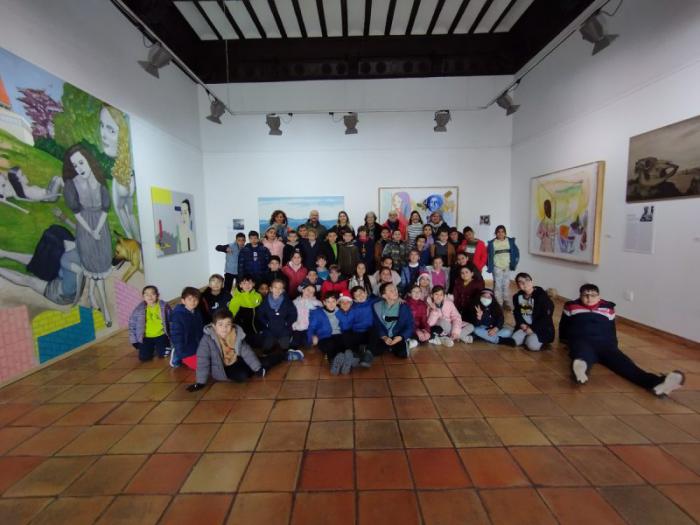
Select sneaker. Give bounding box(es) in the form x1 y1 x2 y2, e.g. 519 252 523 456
407 338 419 350
330 353 346 375
459 335 473 344
572 359 588 384
653 370 685 396
287 349 305 361
360 350 374 368
429 336 442 346
440 336 454 347
341 350 354 375
499 336 517 347
255 367 267 378
163 347 172 357
169 351 181 368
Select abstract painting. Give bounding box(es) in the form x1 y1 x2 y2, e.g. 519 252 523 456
0 46 144 383
627 114 700 202
258 196 344 232
151 186 196 257
529 162 604 264
378 187 458 227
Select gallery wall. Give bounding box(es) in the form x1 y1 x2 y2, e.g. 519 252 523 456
0 0 209 301
200 77 514 279
510 0 700 341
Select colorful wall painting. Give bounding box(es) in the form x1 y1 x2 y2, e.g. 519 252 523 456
258 196 345 233
378 187 458 228
529 161 605 265
0 46 144 383
627 114 700 202
152 186 196 257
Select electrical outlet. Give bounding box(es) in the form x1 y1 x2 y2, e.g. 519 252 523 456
624 290 634 302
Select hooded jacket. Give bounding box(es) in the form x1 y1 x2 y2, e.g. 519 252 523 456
427 297 469 338
195 324 261 384
513 286 555 343
282 263 308 299
238 243 271 280
228 288 263 336
292 296 322 331
372 300 414 340
128 300 172 344
170 304 204 359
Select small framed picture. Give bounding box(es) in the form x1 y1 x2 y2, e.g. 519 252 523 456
232 218 245 230
479 215 490 226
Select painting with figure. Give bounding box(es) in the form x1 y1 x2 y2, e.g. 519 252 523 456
378 187 458 227
627 114 700 202
152 187 196 257
0 46 144 383
258 196 344 232
529 162 604 264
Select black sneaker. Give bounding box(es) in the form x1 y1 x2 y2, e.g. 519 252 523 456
360 350 374 368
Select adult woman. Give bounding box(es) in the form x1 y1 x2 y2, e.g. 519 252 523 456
452 264 484 319
363 211 382 240
63 144 113 326
269 209 290 241
330 210 354 236
100 105 139 241
406 211 424 249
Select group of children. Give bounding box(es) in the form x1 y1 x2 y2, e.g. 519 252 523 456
127 208 684 398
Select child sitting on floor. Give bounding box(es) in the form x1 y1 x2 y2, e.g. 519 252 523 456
291 282 322 350
320 265 349 299
255 279 303 361
468 288 514 346
128 285 171 362
511 272 554 352
405 284 431 349
427 285 474 347
170 286 204 368
308 292 353 375
369 283 414 359
560 283 684 395
199 273 232 324
186 309 277 390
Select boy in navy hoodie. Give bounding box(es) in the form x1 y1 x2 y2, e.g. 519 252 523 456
560 283 684 395
170 287 204 368
349 286 379 368
238 231 271 283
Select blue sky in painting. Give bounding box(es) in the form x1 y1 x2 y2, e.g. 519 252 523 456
258 196 345 231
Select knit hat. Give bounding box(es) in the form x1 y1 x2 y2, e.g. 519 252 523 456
480 288 495 297
338 292 353 303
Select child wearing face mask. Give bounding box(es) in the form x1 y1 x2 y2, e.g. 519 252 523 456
560 283 684 395
426 285 474 346
469 288 515 346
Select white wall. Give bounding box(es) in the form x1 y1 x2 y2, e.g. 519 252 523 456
200 77 514 277
0 0 208 299
510 0 700 341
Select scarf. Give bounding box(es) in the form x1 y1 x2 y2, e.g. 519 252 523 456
217 330 238 366
380 301 400 337
268 293 284 311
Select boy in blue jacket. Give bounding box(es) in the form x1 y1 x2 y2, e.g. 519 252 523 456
308 292 353 375
170 287 204 368
560 283 684 396
344 286 379 368
215 232 245 292
238 231 271 283
369 282 414 359
255 279 303 360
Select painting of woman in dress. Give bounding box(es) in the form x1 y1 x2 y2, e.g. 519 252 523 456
390 191 411 233
100 105 140 241
536 199 555 253
62 144 113 326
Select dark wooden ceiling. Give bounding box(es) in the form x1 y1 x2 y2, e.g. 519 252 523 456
118 0 595 83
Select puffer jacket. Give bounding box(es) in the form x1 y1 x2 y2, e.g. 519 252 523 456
195 325 261 384
427 298 468 339
128 300 171 344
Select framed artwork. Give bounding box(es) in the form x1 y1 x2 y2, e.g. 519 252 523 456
378 187 458 227
529 161 605 265
258 196 344 232
627 114 700 202
151 187 196 257
0 46 144 382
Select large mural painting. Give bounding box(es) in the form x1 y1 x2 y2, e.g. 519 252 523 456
0 47 144 383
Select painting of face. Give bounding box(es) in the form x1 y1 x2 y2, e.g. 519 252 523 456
70 151 92 181
99 107 119 158
379 187 458 227
179 200 190 225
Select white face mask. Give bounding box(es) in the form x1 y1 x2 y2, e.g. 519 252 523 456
480 297 492 307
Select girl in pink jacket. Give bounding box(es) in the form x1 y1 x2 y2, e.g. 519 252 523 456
427 285 474 346
262 226 285 259
291 283 322 349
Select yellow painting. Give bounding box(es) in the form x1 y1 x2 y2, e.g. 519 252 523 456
530 162 604 264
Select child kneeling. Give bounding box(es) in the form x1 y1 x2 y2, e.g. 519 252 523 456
187 309 275 390
128 285 171 361
427 285 474 346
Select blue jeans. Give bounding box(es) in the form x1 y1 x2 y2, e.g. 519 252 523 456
474 326 512 344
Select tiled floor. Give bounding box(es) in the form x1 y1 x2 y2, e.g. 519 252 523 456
1 305 699 524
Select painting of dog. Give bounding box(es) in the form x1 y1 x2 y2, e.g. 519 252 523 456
112 233 143 283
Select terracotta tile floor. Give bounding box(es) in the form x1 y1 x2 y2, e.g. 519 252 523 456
1 303 699 524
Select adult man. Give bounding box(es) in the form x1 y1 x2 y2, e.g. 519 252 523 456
304 209 328 241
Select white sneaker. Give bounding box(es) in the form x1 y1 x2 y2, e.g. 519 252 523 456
653 371 685 396
572 359 588 384
440 336 454 347
429 336 442 346
408 339 418 350
460 335 473 344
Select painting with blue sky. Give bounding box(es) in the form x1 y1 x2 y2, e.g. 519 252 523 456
258 196 344 232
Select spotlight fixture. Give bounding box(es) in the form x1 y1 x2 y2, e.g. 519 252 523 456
138 43 172 78
343 113 358 135
496 93 519 116
433 110 451 132
580 12 618 55
266 114 282 136
206 99 226 124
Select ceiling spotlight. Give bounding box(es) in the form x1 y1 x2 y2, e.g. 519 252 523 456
496 93 519 116
433 110 451 132
138 43 172 78
343 113 358 135
266 114 282 135
206 99 226 124
580 12 618 55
